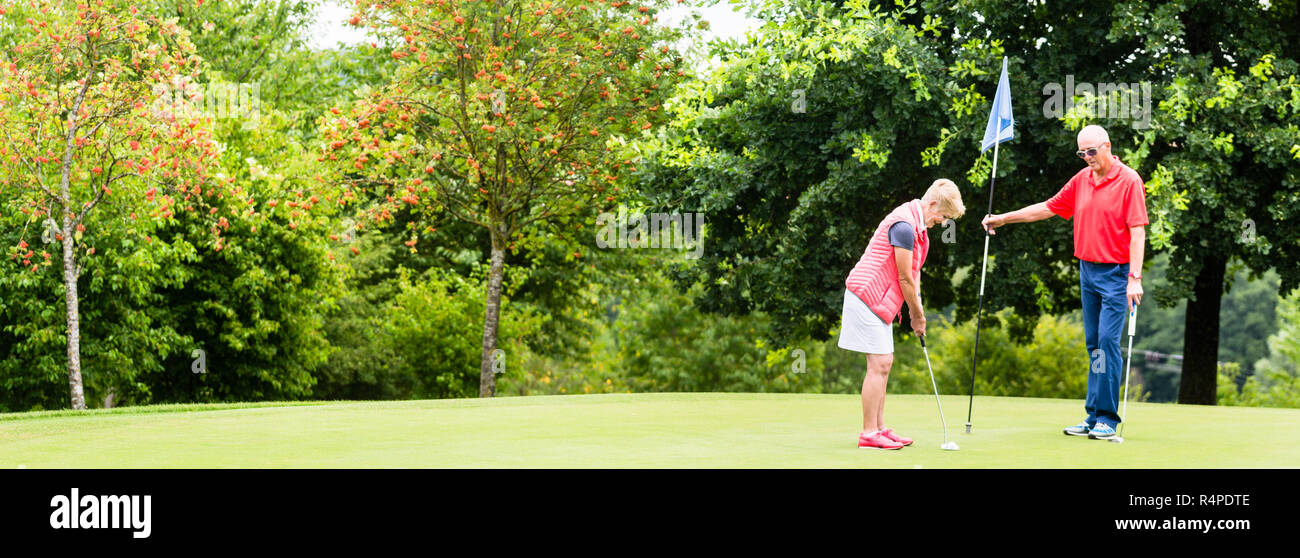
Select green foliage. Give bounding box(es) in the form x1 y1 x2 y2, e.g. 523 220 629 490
1132 254 1285 401
612 272 822 393
1218 361 1300 409
109 2 353 405
387 267 543 398
1137 255 1282 361
496 331 632 397
317 259 543 400
1221 289 1300 408
6 0 1299 410
313 229 406 400
1254 288 1300 380
0 0 357 409
0 198 193 411
168 0 393 139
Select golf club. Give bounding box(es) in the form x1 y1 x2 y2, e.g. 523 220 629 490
1111 303 1138 444
920 334 959 451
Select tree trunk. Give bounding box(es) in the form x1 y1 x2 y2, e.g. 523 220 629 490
478 234 506 397
62 202 86 410
60 77 92 410
1178 254 1225 405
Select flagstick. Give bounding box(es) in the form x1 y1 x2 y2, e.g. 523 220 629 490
967 141 999 434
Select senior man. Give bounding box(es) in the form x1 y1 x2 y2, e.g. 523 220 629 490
981 125 1147 440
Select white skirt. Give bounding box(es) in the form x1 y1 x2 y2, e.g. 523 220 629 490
838 289 894 354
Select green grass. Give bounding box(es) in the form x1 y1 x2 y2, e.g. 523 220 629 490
1 393 1297 468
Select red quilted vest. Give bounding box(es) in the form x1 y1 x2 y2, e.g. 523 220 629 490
844 199 930 324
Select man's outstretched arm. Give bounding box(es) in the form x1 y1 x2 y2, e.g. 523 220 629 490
981 202 1055 234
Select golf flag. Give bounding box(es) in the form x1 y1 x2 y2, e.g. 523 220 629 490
980 57 1014 153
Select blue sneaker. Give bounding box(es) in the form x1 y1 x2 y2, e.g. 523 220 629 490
1088 423 1117 440
1063 421 1092 437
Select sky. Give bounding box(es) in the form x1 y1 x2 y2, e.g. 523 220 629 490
307 0 764 71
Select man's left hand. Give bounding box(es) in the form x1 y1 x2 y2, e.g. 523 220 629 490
1127 277 1143 311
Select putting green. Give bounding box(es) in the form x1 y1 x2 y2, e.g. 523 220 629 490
1 393 1297 468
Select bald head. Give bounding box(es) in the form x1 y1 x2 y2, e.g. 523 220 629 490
1076 125 1113 175
1078 125 1110 146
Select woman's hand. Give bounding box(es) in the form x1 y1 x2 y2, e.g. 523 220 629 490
910 311 927 338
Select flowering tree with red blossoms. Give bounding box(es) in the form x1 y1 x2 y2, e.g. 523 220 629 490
331 0 692 396
0 1 231 410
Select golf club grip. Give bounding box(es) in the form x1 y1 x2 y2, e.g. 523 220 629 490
919 333 925 348
1129 305 1137 336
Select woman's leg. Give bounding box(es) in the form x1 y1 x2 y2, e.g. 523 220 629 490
861 352 894 432
876 358 891 431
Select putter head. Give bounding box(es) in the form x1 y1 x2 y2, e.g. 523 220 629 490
1108 437 1124 444
941 441 959 451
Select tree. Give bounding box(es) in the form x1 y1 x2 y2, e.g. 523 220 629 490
0 1 226 409
1096 0 1300 404
329 0 692 396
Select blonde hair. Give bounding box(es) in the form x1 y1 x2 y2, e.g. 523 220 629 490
922 178 966 219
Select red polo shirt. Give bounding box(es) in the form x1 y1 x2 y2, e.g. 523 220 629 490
1045 156 1148 264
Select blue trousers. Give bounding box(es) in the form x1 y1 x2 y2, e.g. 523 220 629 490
1080 260 1129 428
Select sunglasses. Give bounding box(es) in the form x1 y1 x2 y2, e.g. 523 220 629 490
1076 144 1106 158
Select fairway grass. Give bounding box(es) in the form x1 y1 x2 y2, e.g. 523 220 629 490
1 393 1297 468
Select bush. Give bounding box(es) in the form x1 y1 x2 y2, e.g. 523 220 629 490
317 258 544 400
611 275 823 393
1220 289 1300 408
0 200 193 411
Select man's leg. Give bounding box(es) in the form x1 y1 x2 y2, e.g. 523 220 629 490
1094 263 1130 428
1080 261 1102 427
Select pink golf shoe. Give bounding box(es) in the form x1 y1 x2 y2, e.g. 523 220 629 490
880 428 913 446
858 431 904 450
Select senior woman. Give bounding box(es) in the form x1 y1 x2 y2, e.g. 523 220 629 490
842 179 966 450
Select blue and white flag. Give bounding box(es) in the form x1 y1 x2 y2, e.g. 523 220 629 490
980 57 1014 153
